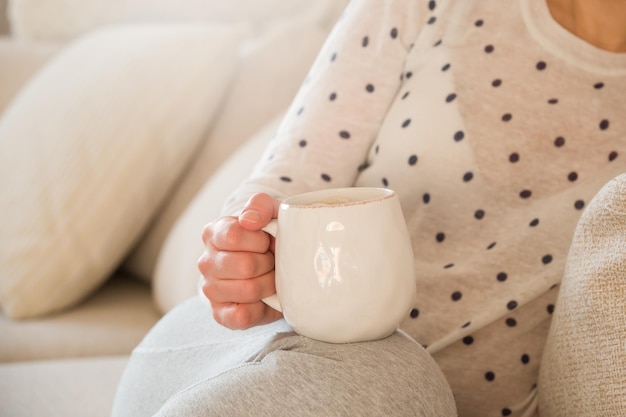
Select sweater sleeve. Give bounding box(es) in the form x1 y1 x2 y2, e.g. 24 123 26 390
222 0 425 216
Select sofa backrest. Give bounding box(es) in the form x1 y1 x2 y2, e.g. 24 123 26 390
0 0 9 35
7 0 347 42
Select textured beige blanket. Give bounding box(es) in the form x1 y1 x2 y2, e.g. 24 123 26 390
539 173 626 416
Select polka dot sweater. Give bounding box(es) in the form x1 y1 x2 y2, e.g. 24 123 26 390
222 0 626 415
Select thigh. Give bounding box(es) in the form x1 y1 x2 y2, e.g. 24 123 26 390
111 297 292 417
113 297 456 417
154 330 457 417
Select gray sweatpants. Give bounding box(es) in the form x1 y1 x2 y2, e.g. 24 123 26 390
112 297 456 416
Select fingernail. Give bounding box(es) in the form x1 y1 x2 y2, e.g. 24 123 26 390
240 209 261 224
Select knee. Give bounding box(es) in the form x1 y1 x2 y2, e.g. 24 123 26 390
155 332 457 417
351 332 457 416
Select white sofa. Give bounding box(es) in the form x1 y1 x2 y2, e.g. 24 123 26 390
0 1 348 415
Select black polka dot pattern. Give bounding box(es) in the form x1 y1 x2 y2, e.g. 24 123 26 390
554 136 565 147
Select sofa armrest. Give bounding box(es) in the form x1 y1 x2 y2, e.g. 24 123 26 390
0 38 59 114
538 173 626 416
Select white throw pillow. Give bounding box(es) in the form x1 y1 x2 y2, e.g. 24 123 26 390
0 39 60 115
0 23 242 319
152 113 284 314
8 0 345 42
121 14 332 281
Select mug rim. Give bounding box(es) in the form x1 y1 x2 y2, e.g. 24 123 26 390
281 187 396 208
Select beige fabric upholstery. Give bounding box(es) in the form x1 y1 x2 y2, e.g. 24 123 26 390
538 173 626 416
0 38 59 114
7 0 346 42
0 23 241 319
0 356 128 417
0 275 159 362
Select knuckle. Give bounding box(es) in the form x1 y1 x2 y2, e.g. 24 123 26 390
231 307 255 330
197 252 216 277
212 307 228 327
238 279 262 302
201 223 213 245
245 192 267 207
248 192 275 208
235 255 258 278
201 280 219 302
197 252 208 273
221 224 244 248
203 217 240 249
215 305 253 330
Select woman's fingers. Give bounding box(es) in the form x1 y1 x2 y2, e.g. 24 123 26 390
200 266 276 304
202 216 271 253
197 193 284 330
209 300 284 330
198 247 274 281
238 193 281 230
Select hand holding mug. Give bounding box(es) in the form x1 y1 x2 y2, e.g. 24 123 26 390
197 193 283 329
200 188 416 343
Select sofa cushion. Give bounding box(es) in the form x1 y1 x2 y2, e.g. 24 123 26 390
0 23 241 319
0 355 128 417
0 274 159 362
152 113 283 313
0 38 59 114
7 0 346 42
122 14 334 281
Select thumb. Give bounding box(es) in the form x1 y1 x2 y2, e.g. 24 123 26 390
238 193 281 230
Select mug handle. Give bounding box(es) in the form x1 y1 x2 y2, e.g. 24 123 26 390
261 219 282 312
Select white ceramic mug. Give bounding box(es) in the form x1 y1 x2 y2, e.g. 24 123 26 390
260 187 416 344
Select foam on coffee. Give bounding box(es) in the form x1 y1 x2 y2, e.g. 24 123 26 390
301 196 359 207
